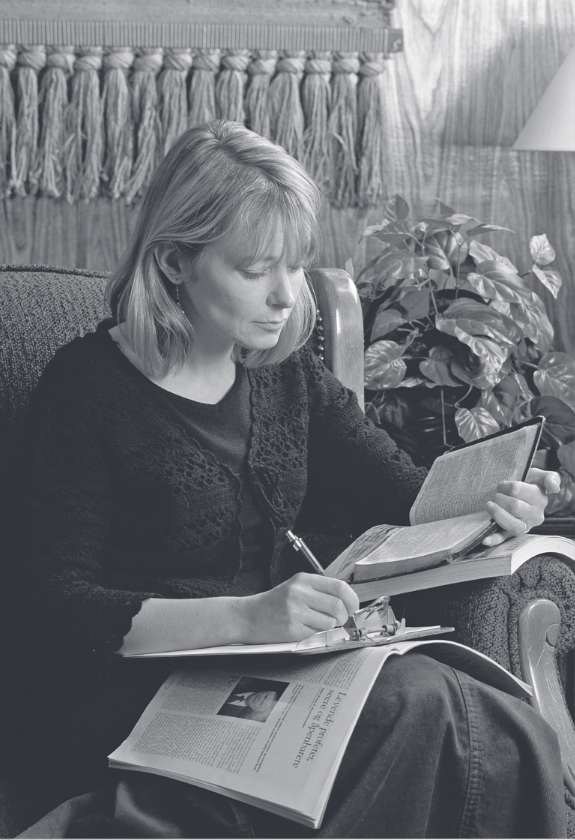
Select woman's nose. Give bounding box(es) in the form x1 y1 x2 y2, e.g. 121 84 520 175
268 267 296 309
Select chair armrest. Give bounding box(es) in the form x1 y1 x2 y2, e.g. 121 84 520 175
518 599 575 796
400 555 575 670
398 554 575 797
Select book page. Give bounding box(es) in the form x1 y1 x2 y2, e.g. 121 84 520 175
354 511 491 569
410 423 539 525
109 649 390 828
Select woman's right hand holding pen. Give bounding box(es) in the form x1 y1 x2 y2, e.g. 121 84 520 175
239 574 360 644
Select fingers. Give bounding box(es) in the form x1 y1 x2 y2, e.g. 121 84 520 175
307 574 360 620
485 497 535 536
482 528 513 547
484 476 548 540
247 574 360 644
526 467 561 495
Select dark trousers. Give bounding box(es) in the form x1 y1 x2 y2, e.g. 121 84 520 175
20 653 566 838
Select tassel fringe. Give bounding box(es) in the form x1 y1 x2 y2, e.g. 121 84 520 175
189 49 220 127
357 53 388 207
0 45 399 207
301 51 331 193
12 45 46 195
245 50 277 138
328 51 360 209
216 50 251 123
158 48 193 156
268 51 306 161
102 47 135 199
125 48 163 204
65 47 104 202
32 46 74 198
0 45 17 197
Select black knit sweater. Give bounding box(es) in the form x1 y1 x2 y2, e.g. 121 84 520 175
21 320 427 678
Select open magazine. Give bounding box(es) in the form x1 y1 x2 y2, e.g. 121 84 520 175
109 640 531 829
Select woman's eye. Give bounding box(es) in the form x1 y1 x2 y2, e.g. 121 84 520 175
241 270 267 280
288 265 303 274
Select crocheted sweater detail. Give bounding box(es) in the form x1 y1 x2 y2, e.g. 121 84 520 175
22 322 427 671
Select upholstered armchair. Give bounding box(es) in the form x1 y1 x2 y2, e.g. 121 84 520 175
1 263 575 836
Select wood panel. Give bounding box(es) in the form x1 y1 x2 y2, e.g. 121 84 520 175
1 0 573 352
319 0 575 353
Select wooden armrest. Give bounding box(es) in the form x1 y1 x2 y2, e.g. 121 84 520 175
519 599 575 797
308 268 364 410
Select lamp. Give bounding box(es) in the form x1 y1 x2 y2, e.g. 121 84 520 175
512 46 575 151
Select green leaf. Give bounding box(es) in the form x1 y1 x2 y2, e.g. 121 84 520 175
488 371 535 424
531 265 562 299
364 340 407 389
361 221 391 239
529 233 556 266
441 299 523 345
420 346 463 387
373 253 428 288
468 240 517 272
466 223 515 236
558 441 575 477
533 352 575 407
383 194 410 221
355 252 387 284
436 317 511 388
531 395 575 446
445 213 479 226
415 219 458 235
455 407 500 442
344 258 354 280
370 307 406 342
468 260 526 293
397 376 433 388
398 287 430 320
479 389 514 425
436 199 457 218
490 295 554 353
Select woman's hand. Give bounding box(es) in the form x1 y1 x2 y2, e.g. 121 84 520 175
482 467 561 547
240 573 360 644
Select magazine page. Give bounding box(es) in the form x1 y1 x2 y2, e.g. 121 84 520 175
410 422 540 526
388 640 531 699
109 647 391 828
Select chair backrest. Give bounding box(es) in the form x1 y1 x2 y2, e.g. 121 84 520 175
308 268 364 410
0 266 110 602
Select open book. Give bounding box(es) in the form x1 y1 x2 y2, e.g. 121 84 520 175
109 639 530 829
347 533 575 601
325 417 545 586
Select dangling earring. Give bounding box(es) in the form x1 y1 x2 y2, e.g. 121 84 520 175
174 283 182 310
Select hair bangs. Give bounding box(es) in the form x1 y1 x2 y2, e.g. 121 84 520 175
224 178 321 271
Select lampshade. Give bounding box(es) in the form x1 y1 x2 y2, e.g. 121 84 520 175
513 46 575 151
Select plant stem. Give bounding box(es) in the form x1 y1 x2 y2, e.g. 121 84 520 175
453 384 474 408
440 388 448 447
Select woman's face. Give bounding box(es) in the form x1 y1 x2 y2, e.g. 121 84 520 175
178 226 305 355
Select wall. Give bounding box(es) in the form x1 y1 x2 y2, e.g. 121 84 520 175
0 0 573 351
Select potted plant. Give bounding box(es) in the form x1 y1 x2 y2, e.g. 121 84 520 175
349 194 575 516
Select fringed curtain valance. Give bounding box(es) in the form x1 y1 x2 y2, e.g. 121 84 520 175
0 21 402 208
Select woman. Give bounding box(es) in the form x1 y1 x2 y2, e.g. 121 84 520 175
19 120 565 838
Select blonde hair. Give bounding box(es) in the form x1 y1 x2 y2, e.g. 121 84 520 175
107 120 323 377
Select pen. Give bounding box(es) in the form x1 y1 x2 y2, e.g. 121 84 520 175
286 530 326 576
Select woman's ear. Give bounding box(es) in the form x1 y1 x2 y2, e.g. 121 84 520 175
154 243 191 284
